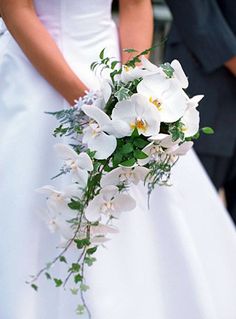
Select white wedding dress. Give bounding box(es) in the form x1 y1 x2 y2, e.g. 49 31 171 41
0 1 236 319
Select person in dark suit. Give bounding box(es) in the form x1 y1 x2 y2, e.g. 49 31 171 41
164 0 236 224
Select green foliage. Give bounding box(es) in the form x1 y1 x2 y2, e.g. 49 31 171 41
84 256 97 267
160 62 174 78
45 272 51 280
114 87 131 101
87 246 98 255
120 158 136 167
31 284 38 291
74 274 83 284
59 256 67 263
53 278 63 287
202 127 214 134
168 121 185 142
133 150 148 160
76 305 85 316
80 283 90 292
74 238 90 249
69 263 81 273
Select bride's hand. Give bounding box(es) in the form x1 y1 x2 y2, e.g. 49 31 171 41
0 0 88 105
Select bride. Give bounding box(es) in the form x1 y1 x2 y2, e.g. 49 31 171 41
0 1 235 319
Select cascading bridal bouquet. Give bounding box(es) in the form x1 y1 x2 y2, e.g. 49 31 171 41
28 48 213 317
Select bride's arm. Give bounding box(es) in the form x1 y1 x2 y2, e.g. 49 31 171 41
0 0 87 105
119 0 153 63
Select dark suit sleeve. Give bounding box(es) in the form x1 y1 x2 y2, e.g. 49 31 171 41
165 0 236 73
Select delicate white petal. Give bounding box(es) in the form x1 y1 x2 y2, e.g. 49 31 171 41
133 167 150 183
86 131 117 159
35 185 58 196
54 143 79 160
170 141 194 156
82 105 111 128
72 169 88 186
171 59 189 89
101 80 112 104
100 168 122 187
187 95 204 109
112 99 136 123
101 185 119 202
63 184 82 198
85 196 102 222
141 56 160 73
77 152 93 171
112 194 136 218
182 108 200 137
109 118 131 138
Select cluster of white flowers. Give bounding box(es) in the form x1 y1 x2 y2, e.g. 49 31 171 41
37 56 204 245
34 51 206 315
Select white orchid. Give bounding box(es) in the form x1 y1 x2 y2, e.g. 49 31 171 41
186 94 204 109
85 185 136 222
120 64 149 83
90 224 119 244
137 73 188 123
36 184 81 239
167 141 194 157
170 59 189 89
111 93 160 138
82 105 117 159
54 143 93 186
181 106 200 138
138 134 179 165
101 166 149 187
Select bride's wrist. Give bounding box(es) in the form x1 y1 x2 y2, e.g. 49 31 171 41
63 76 88 106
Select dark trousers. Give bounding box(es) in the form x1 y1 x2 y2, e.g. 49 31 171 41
197 148 236 225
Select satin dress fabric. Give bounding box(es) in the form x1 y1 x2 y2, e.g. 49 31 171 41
0 1 236 319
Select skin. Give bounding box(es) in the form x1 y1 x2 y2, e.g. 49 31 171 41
225 56 236 77
0 0 153 105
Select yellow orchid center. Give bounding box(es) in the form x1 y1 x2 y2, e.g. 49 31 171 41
149 97 162 111
130 117 147 132
124 65 131 72
181 125 188 132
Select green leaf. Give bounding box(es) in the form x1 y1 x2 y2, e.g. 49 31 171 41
68 199 83 210
54 278 63 287
111 60 120 69
69 263 81 273
120 143 134 155
123 48 138 53
120 158 136 167
201 127 214 134
134 150 149 159
131 128 139 138
87 246 98 255
114 87 131 101
76 305 85 315
74 273 83 284
31 284 38 291
80 283 90 292
112 152 123 167
74 238 90 249
134 138 149 149
59 256 67 263
45 272 51 280
160 62 175 78
99 48 106 60
70 288 79 295
84 256 97 267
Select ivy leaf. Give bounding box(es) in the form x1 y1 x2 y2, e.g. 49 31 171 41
114 87 131 101
99 48 106 60
160 62 175 78
76 305 85 315
134 138 149 149
31 284 38 291
111 60 120 70
120 143 133 155
112 152 123 167
123 48 138 53
87 246 98 255
84 256 97 267
70 288 79 295
131 128 139 138
134 150 149 159
120 158 136 167
80 283 90 292
45 272 51 280
74 238 90 249
68 199 83 210
202 127 214 134
59 256 67 263
74 274 83 284
69 263 81 273
54 278 63 287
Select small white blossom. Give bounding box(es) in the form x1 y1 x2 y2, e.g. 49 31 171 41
101 166 150 187
54 144 93 186
137 73 188 123
111 93 160 138
82 105 117 159
85 186 136 222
